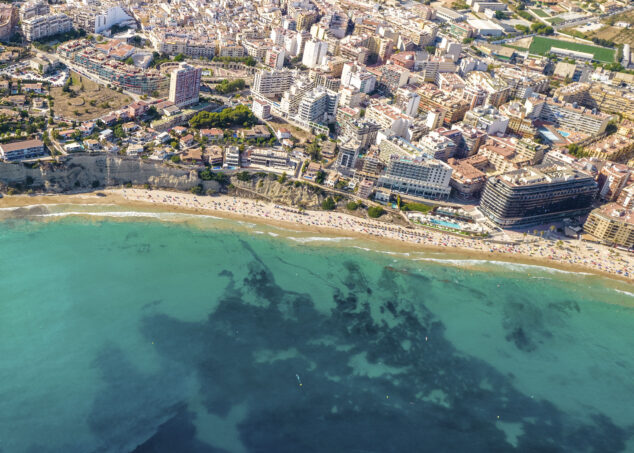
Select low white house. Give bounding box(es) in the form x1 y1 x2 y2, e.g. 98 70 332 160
127 143 144 156
99 129 114 141
64 142 83 153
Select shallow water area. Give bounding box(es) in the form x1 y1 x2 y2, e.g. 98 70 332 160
0 208 633 452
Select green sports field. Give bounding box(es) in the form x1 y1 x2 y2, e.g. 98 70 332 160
531 8 549 18
529 37 616 63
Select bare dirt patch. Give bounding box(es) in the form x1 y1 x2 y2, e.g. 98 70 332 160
50 71 132 121
264 116 316 145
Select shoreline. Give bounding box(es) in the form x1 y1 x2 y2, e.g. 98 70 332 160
1 189 633 284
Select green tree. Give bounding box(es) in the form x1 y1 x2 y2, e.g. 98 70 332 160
346 201 358 211
321 197 336 211
173 53 185 62
113 124 126 139
189 105 256 129
367 206 385 218
307 141 321 161
170 154 181 163
236 171 251 181
199 168 213 180
215 79 245 94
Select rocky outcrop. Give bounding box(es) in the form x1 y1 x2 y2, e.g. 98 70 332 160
0 154 219 193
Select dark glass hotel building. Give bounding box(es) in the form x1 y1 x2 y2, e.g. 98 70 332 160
480 164 598 227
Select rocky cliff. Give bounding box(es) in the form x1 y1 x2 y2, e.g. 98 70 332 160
0 154 218 193
230 175 327 208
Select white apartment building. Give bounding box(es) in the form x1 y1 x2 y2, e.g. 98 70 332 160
19 0 48 21
464 105 509 135
396 88 421 117
72 6 133 34
366 103 412 139
302 39 328 68
525 96 612 136
280 77 314 115
284 34 298 56
418 131 457 161
464 72 511 108
340 63 376 94
297 87 339 123
249 149 290 168
218 42 245 58
378 153 452 199
253 69 296 98
153 33 216 59
22 13 73 41
336 138 361 173
496 66 549 100
224 146 241 168
252 99 272 120
266 46 286 69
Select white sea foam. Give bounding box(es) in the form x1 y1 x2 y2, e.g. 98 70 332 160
351 246 372 252
286 236 354 243
613 288 634 298
33 211 222 221
0 204 58 211
267 232 280 237
412 257 591 276
349 245 411 257
0 203 117 211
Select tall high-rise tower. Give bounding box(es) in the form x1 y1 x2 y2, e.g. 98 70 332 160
168 63 202 107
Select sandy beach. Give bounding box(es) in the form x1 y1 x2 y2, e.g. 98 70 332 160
1 188 633 282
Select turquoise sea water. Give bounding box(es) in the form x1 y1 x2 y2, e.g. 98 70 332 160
1 205 633 452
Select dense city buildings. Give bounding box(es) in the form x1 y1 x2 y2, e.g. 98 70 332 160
0 0 631 260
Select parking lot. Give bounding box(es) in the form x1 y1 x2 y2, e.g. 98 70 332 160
0 60 70 87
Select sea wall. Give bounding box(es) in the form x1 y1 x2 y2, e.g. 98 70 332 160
0 154 219 193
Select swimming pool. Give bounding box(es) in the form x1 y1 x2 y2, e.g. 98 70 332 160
557 130 570 137
538 127 560 143
429 218 461 229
